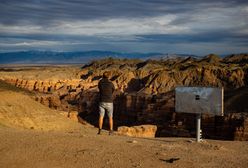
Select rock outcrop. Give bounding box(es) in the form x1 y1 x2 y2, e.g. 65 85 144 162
117 125 157 138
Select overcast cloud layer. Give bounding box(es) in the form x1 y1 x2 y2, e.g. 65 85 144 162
0 0 247 55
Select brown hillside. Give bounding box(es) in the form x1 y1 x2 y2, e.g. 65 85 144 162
0 81 82 131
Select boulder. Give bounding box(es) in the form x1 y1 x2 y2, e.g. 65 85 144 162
117 125 157 138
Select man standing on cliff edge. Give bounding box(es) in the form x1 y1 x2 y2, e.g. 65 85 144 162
98 71 115 135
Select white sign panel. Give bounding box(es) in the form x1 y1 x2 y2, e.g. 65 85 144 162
175 87 224 116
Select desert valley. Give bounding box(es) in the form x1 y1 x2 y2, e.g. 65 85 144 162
0 54 248 167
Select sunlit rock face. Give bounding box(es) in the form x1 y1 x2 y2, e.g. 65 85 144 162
117 125 157 138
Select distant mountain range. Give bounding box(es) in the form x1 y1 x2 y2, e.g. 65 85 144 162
0 50 198 64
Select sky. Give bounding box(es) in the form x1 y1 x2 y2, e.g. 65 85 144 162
0 0 247 56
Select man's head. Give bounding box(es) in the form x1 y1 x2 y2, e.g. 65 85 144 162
103 71 111 79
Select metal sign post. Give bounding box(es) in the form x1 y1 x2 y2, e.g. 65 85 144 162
196 113 201 142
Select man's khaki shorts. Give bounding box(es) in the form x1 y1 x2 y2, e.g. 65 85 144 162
99 102 113 118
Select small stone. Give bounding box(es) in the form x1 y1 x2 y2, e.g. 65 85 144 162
128 140 138 143
186 140 194 143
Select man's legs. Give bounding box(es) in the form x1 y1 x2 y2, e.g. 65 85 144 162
98 102 113 135
109 117 113 131
98 103 105 134
106 103 114 134
99 116 103 130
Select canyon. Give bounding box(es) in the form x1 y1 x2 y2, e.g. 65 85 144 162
0 53 248 140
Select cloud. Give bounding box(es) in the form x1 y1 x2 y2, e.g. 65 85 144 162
0 0 247 55
0 15 189 37
0 41 59 47
1 0 247 25
138 30 248 45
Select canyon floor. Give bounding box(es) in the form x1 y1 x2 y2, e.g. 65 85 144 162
0 65 248 168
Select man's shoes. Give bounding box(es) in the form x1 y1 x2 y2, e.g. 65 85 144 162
97 129 102 135
109 130 114 135
98 129 114 135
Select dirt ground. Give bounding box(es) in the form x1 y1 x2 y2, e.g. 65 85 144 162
1 126 248 168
